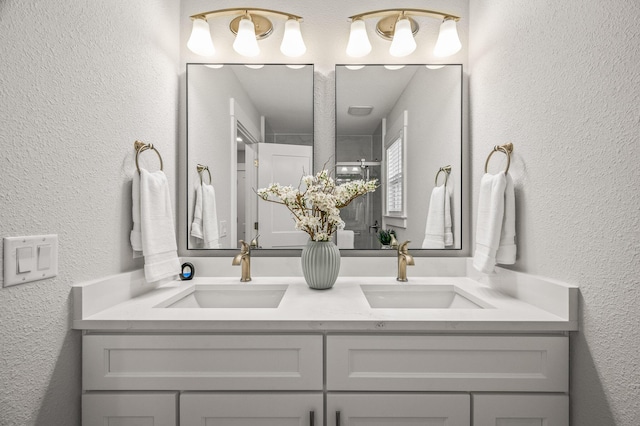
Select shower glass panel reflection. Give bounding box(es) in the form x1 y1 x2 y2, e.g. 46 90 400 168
335 161 382 249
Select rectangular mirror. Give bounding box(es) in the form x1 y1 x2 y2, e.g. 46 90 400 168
335 64 462 250
187 64 314 250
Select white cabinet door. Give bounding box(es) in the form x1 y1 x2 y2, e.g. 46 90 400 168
473 394 568 426
326 393 470 426
180 393 323 426
82 392 177 426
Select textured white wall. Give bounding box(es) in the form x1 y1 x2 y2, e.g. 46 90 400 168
0 1 180 424
469 1 640 424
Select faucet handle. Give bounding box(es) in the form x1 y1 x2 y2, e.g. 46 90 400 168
398 240 411 254
239 240 250 254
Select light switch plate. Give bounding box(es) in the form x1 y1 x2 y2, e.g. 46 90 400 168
3 235 58 287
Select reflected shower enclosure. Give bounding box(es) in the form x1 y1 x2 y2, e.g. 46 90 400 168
335 161 382 249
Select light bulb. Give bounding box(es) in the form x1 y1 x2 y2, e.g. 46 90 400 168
233 17 260 57
389 18 416 57
346 19 372 58
187 18 215 57
280 19 307 57
434 19 462 57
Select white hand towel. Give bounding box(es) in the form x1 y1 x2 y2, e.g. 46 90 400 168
137 168 180 282
130 172 143 256
444 188 453 247
422 185 453 249
190 185 204 241
496 173 516 264
191 183 220 249
201 184 220 249
337 229 355 249
473 173 516 273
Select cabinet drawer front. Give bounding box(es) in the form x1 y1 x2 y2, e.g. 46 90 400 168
473 394 568 426
82 392 178 426
327 393 469 426
180 393 323 426
326 335 568 392
84 334 323 391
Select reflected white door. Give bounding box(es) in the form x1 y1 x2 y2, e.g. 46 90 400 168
245 143 258 246
237 166 246 245
258 143 313 248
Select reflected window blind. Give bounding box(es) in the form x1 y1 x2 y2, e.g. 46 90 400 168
386 137 403 213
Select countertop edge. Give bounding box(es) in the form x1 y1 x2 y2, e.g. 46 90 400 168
73 319 578 333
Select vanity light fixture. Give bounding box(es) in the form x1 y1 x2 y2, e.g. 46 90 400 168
187 8 306 58
346 9 462 58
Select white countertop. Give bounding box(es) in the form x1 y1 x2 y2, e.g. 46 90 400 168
72 272 578 332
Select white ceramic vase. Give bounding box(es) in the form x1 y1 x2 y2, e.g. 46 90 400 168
301 240 340 290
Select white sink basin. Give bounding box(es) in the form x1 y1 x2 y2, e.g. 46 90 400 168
360 285 488 309
159 285 288 309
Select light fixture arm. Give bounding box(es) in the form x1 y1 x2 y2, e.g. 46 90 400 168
190 8 303 22
348 8 459 23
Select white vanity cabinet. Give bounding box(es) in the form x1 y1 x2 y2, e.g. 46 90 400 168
326 335 569 426
82 334 323 425
82 333 569 425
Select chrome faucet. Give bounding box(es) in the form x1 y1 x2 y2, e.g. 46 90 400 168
232 240 251 282
397 240 414 282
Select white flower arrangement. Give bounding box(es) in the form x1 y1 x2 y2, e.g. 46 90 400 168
257 170 378 242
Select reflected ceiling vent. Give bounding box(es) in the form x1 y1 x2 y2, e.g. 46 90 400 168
348 106 374 116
